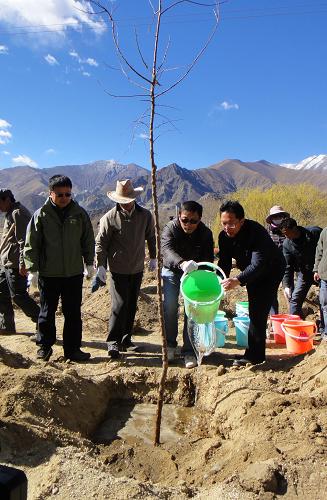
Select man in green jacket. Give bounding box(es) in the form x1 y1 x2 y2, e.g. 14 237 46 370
0 188 40 334
314 227 327 340
24 175 95 361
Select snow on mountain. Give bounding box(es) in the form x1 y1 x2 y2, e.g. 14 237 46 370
282 154 327 170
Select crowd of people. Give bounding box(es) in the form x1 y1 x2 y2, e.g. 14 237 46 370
0 175 325 369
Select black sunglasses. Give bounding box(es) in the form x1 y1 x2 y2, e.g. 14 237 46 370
180 217 200 225
53 192 72 198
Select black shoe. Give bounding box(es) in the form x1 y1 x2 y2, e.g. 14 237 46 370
65 349 91 361
37 346 53 361
108 342 121 359
232 358 264 367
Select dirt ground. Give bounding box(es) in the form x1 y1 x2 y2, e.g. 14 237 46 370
0 269 327 499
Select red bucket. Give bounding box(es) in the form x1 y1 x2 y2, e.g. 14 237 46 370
281 320 316 354
270 314 301 344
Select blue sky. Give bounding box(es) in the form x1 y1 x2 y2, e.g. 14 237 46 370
0 0 326 170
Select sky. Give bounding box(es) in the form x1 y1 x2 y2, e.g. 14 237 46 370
0 0 326 171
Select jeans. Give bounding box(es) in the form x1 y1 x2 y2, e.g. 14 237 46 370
0 266 40 332
107 272 143 343
38 274 83 356
319 280 327 334
289 273 313 318
162 268 194 354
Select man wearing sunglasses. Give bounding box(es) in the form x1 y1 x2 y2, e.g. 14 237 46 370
161 201 214 368
24 175 95 362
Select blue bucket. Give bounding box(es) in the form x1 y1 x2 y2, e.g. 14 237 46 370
214 313 228 348
233 316 250 347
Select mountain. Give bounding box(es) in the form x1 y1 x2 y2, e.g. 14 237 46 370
1 156 327 215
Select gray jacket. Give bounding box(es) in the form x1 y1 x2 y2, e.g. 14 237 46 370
314 227 327 280
0 202 31 269
95 203 156 274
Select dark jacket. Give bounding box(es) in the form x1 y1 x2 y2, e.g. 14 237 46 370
283 226 322 288
161 219 214 273
218 219 285 286
24 198 95 277
95 203 156 274
0 201 32 269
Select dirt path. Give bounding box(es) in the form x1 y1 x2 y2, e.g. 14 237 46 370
1 276 327 499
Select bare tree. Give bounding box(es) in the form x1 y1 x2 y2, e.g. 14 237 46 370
89 0 220 445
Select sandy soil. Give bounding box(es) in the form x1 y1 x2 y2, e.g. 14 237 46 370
0 270 327 499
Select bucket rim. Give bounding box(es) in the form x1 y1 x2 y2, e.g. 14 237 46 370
281 323 317 341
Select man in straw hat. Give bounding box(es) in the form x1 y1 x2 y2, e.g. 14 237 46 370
0 188 40 335
266 205 290 314
95 179 156 359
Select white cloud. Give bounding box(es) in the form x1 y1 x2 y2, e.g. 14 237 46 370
220 101 239 111
12 154 38 168
0 130 12 145
1 150 11 155
82 71 90 77
0 44 8 54
69 49 79 59
44 54 59 65
0 119 11 129
45 148 56 154
0 1 106 40
85 57 98 67
138 133 148 139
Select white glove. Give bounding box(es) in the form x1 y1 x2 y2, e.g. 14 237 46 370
96 265 107 283
84 265 95 280
284 287 291 299
27 272 38 289
148 258 157 272
180 260 198 274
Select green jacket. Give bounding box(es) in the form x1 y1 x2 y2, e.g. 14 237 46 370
314 227 327 280
0 201 32 269
24 199 95 277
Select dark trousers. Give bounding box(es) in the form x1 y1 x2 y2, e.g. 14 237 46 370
245 273 284 363
107 272 143 343
162 269 194 354
38 275 83 356
0 267 40 332
289 273 313 318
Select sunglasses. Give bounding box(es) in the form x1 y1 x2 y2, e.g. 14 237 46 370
180 217 200 225
53 192 72 198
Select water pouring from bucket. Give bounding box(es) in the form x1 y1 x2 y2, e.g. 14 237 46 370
181 262 226 365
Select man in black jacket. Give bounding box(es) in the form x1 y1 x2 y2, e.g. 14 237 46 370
218 200 285 367
279 218 321 318
161 201 214 368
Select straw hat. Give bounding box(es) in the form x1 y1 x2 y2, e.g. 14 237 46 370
107 179 143 204
266 205 290 223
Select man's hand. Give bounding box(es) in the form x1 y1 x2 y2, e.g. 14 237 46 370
314 272 320 282
284 287 291 299
19 263 28 277
96 265 107 284
221 277 240 291
148 258 157 272
180 260 198 274
84 265 95 280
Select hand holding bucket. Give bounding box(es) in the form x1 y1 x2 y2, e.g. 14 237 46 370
181 262 226 324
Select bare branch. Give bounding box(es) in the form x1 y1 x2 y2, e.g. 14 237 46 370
148 0 156 14
161 0 220 15
134 27 149 69
157 35 171 72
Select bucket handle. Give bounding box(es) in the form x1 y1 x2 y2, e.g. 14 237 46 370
196 262 227 280
215 326 227 336
233 319 249 335
281 323 317 341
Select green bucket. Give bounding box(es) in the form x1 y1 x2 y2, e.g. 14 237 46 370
181 263 224 324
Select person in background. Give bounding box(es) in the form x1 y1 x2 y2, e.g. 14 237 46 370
0 188 40 334
313 227 327 340
218 200 285 367
95 179 156 360
24 175 95 361
279 217 321 318
161 201 214 369
266 205 290 314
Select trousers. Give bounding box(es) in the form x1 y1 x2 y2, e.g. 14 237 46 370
0 267 40 332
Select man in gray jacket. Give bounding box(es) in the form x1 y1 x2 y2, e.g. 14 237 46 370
95 179 156 359
24 175 95 361
314 227 327 340
0 189 40 334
